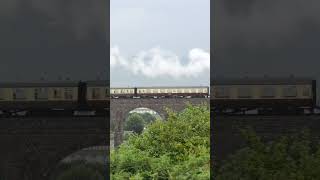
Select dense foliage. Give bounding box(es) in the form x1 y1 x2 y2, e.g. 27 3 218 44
111 104 210 179
215 128 320 180
140 112 157 124
52 162 106 180
124 113 145 134
125 112 157 134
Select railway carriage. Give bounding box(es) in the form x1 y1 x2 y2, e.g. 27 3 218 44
110 87 135 98
211 78 316 115
0 80 208 116
136 86 209 98
86 81 109 109
0 81 79 112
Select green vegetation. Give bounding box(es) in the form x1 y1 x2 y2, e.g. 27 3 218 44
52 161 106 180
140 112 157 124
215 128 320 180
125 113 145 134
124 112 157 134
111 104 210 179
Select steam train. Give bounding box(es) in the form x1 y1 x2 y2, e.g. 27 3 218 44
111 86 209 98
0 81 209 116
0 81 108 116
211 77 317 115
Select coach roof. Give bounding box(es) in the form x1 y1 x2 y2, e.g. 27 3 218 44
211 77 314 85
0 81 79 88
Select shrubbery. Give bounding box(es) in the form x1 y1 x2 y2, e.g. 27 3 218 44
124 113 145 134
124 112 157 134
52 162 106 180
215 128 320 180
111 104 210 179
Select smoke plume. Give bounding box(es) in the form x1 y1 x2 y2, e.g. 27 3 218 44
111 46 210 78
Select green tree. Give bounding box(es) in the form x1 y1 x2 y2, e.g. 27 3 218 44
140 112 157 124
125 113 145 134
55 164 104 180
215 128 320 180
111 104 210 179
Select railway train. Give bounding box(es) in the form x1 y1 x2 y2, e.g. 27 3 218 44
0 81 209 116
211 77 317 115
0 81 109 116
111 86 209 98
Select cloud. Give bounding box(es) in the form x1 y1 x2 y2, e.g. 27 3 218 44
110 46 129 68
110 46 210 78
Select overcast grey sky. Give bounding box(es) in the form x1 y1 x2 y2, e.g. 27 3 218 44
111 0 210 87
0 0 108 82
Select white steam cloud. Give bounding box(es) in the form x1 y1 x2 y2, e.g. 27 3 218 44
111 46 210 78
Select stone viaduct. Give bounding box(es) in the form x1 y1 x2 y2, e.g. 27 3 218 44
0 97 209 179
111 98 210 147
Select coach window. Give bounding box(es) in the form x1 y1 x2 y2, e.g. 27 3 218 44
64 88 73 100
92 88 101 99
238 87 251 98
261 86 275 98
214 87 230 98
302 86 311 97
35 88 48 100
53 89 61 98
283 86 297 97
13 88 26 100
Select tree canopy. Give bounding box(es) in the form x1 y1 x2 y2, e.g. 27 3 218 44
124 113 146 134
111 104 210 179
215 128 320 180
55 164 104 180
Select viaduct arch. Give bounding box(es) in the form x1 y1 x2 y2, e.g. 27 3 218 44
111 98 210 147
0 97 209 179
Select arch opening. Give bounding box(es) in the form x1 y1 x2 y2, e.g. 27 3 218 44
124 108 162 137
110 107 163 148
48 146 108 180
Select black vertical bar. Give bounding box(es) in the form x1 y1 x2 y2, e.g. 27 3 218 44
77 81 87 107
313 80 317 108
210 0 214 179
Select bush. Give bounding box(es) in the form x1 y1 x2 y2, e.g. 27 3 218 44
215 128 320 180
124 113 145 134
111 104 210 179
55 164 104 180
140 112 157 124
